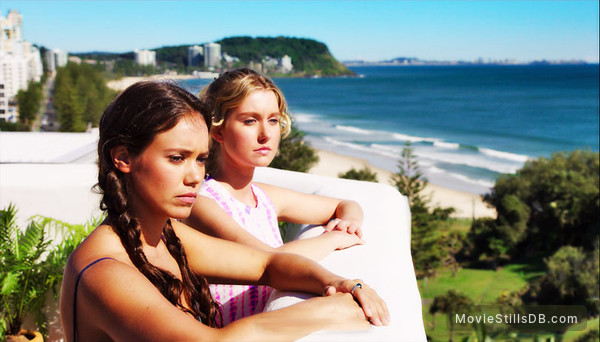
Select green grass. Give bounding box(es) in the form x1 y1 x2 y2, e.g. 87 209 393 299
419 263 547 341
447 217 473 233
563 317 599 342
419 263 543 304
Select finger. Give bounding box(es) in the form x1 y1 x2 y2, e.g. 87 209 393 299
336 220 351 232
324 219 339 231
325 285 337 296
353 284 389 326
355 227 364 239
346 223 361 236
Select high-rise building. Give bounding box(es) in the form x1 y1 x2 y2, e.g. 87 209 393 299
203 42 221 69
45 48 68 72
134 49 156 66
0 9 43 122
187 45 203 67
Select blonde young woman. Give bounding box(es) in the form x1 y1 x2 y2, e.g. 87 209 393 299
60 81 389 341
185 69 374 326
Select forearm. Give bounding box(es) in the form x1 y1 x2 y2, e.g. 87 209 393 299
260 252 343 294
276 233 340 261
219 297 333 342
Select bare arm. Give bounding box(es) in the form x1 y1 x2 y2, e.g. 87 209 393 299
72 258 370 342
258 183 364 237
185 195 363 261
174 221 389 326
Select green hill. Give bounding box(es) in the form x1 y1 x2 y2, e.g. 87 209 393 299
73 36 353 77
216 36 354 76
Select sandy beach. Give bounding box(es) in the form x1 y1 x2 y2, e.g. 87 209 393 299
309 149 496 219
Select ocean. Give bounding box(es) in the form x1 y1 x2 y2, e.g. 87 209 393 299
181 64 599 195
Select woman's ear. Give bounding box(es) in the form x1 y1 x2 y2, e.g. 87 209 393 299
110 146 132 173
211 126 224 143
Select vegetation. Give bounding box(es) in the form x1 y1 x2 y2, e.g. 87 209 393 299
72 36 352 77
270 125 319 173
416 149 599 341
0 204 97 339
217 36 354 76
338 166 378 182
53 62 118 132
466 150 599 265
391 142 455 278
15 80 43 130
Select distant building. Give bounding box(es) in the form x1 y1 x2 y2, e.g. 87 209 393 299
45 48 68 72
0 9 43 122
187 45 203 67
280 55 293 73
68 56 82 64
261 55 293 74
222 52 240 65
134 49 156 66
203 42 221 69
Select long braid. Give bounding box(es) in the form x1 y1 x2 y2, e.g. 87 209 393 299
163 221 221 327
97 80 220 327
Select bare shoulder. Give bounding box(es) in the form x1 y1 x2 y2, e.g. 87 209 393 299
66 224 130 273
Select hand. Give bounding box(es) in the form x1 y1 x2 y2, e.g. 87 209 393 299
324 218 363 239
311 293 371 331
324 279 390 326
322 230 365 250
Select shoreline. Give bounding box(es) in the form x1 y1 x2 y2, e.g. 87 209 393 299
309 149 496 219
106 73 218 91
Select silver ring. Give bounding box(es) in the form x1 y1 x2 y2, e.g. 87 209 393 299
351 283 362 294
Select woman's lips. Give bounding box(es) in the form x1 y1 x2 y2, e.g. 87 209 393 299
177 193 197 204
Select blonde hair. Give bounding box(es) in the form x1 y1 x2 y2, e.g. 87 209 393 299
200 68 291 137
200 69 292 175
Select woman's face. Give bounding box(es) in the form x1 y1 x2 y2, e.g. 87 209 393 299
127 115 209 221
215 90 282 169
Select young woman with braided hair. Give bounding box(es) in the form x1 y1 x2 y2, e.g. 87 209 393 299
59 81 389 341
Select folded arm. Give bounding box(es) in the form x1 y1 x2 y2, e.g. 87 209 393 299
185 195 363 261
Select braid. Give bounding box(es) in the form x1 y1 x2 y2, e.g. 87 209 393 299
163 221 222 327
101 169 221 325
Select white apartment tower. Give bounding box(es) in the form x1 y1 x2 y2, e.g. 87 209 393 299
0 9 43 122
187 45 203 67
134 49 156 66
203 42 221 69
45 48 68 72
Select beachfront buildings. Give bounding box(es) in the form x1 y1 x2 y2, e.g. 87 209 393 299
257 55 294 74
203 42 221 69
187 45 203 67
134 49 156 66
45 48 68 72
0 9 43 122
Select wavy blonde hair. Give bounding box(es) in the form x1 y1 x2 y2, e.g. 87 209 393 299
200 68 292 174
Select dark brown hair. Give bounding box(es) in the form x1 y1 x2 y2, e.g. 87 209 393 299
97 81 220 326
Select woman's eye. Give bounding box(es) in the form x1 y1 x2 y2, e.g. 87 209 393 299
196 157 207 164
169 155 184 163
269 118 280 125
243 119 256 125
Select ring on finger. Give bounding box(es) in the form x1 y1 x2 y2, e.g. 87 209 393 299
351 283 362 295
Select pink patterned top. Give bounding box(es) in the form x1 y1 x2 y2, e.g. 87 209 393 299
199 177 283 326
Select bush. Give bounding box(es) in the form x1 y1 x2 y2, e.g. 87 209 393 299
270 125 318 173
338 167 378 182
483 150 599 258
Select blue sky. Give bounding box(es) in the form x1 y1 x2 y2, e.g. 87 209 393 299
2 1 598 62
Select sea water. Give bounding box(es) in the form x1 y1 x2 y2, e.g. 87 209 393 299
181 64 599 194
